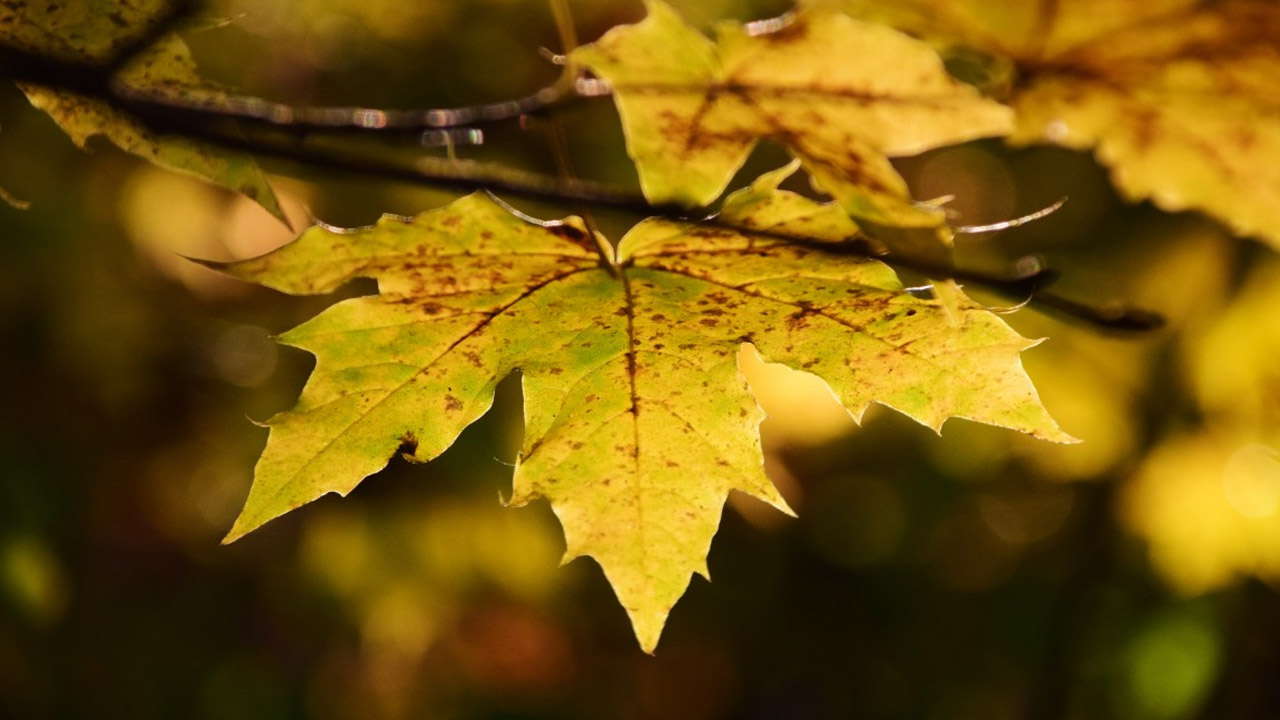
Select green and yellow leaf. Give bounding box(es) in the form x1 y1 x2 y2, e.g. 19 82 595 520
3 0 284 220
572 0 1012 227
216 175 1069 652
822 0 1280 247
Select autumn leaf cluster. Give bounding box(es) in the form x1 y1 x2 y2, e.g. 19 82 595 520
5 0 1280 651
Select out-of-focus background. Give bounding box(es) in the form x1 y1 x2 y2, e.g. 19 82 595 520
2 0 1279 718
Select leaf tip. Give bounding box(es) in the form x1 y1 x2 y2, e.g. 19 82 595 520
220 524 248 546
639 0 675 18
748 158 803 194
181 254 231 272
776 498 798 518
630 611 668 655
1040 426 1082 445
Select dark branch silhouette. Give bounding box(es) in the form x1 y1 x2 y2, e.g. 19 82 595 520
0 0 1161 333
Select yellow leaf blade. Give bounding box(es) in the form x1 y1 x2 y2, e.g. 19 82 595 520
573 2 1012 216
826 0 1280 247
219 184 1066 651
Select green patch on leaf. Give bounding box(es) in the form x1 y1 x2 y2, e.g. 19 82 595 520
216 176 1069 652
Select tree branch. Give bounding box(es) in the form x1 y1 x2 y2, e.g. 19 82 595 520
0 5 1161 333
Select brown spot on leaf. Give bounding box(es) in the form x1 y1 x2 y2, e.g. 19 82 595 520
445 395 463 412
549 224 589 243
397 431 418 458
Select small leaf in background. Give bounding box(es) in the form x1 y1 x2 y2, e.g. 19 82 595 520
825 0 1280 247
572 0 1012 228
1009 1 1280 248
215 175 1068 651
3 0 285 220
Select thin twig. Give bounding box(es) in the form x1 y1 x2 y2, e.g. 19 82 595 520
0 5 1161 333
953 197 1068 234
540 0 616 273
109 82 570 132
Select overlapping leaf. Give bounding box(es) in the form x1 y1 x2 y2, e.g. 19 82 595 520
217 170 1069 651
3 0 284 219
571 1 1012 229
821 0 1280 247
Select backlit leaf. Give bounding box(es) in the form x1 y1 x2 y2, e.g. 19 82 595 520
3 0 285 220
216 174 1068 652
572 1 1012 227
823 0 1280 247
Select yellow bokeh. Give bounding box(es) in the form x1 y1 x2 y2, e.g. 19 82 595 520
1123 257 1280 594
1123 433 1280 595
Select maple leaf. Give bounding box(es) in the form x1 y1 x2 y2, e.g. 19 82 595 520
571 1 1013 230
822 0 1280 247
214 166 1070 652
3 0 285 220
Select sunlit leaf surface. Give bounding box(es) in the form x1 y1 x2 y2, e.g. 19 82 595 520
217 174 1068 651
824 0 1280 246
573 0 1012 227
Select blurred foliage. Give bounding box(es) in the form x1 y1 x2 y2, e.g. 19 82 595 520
2 0 1280 718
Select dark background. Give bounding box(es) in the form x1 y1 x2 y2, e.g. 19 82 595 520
2 0 1278 717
